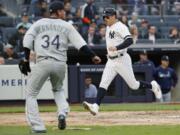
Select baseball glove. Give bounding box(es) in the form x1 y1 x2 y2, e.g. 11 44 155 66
18 60 31 76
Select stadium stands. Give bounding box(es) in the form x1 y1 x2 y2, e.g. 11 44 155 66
0 0 179 64
0 16 14 27
1 27 17 43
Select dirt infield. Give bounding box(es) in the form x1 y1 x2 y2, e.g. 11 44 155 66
1 111 180 126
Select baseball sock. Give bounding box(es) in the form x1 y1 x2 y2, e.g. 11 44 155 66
139 81 152 89
96 87 106 106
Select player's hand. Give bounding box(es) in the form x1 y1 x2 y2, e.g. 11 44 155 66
108 46 117 52
92 56 101 64
18 60 31 76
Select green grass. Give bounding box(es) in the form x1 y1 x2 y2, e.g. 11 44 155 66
1 104 180 135
0 125 180 135
1 103 180 113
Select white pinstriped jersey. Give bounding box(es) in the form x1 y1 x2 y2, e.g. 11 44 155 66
23 18 86 62
100 21 140 90
106 21 131 56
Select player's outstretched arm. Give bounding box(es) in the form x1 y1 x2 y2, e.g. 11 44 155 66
79 45 101 64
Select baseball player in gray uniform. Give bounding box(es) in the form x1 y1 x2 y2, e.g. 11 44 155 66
83 8 162 116
19 1 101 133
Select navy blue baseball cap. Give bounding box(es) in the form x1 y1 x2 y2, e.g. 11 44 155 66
49 1 64 14
161 55 169 61
102 8 116 19
139 50 147 55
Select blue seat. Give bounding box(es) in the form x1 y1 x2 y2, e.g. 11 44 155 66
152 21 167 27
140 16 162 22
159 27 170 38
136 39 154 44
155 39 173 44
163 16 180 23
165 21 180 27
0 17 14 27
1 27 17 43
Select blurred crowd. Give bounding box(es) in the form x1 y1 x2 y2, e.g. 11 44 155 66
0 0 179 64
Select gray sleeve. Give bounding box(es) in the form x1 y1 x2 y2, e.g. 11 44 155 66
23 23 37 50
68 25 87 50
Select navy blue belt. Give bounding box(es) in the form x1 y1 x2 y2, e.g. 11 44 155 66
108 53 124 59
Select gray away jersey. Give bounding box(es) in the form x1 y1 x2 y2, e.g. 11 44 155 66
23 18 86 62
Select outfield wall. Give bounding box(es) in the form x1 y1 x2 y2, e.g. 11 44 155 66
0 63 179 102
0 65 68 100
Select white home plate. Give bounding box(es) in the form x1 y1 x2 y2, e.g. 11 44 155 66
67 127 91 130
52 127 91 130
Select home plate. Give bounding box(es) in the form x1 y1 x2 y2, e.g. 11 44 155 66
52 127 91 130
67 127 91 130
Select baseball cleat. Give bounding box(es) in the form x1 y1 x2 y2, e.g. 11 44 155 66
83 101 99 116
58 115 66 130
151 80 162 100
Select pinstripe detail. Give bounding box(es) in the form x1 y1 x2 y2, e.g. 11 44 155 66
99 60 117 89
116 53 140 89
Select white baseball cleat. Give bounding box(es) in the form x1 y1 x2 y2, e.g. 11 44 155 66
151 80 162 100
82 101 99 116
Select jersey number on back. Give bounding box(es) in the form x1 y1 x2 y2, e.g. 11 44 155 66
41 35 60 49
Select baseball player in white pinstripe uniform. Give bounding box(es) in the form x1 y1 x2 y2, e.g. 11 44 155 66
19 1 101 133
83 8 162 116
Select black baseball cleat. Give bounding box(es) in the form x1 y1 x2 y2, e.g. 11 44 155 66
58 115 66 130
31 129 47 133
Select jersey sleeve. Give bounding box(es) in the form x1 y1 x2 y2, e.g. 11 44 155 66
23 23 37 50
118 23 131 39
68 24 87 50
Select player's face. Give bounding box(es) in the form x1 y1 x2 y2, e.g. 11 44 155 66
103 15 115 26
161 60 169 67
57 9 66 20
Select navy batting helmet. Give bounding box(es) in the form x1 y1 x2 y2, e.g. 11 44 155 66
102 8 116 19
49 1 64 14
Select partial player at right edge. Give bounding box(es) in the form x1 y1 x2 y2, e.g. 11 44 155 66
83 8 162 116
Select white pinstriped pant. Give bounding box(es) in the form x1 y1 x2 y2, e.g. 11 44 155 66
99 53 140 90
